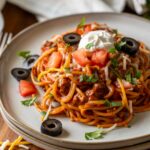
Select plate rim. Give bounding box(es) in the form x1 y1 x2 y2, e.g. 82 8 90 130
0 12 150 146
1 106 150 150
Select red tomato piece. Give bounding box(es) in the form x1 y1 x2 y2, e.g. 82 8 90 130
48 52 62 68
84 24 92 33
91 49 109 67
19 80 37 97
76 28 84 35
72 49 91 67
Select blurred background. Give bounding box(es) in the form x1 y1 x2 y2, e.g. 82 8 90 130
0 0 150 35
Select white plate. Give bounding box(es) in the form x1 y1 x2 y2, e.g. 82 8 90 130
0 109 70 150
0 12 4 32
1 102 150 150
0 13 150 149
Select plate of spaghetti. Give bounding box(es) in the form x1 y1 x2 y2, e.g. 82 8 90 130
0 13 150 149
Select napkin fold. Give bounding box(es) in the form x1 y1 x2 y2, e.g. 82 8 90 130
7 0 126 21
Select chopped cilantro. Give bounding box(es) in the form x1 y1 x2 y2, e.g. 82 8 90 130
104 100 122 107
125 72 132 83
111 58 118 68
41 111 46 117
110 67 122 79
17 51 30 59
108 47 116 54
21 96 37 106
85 42 94 49
85 124 117 140
125 71 137 85
79 74 99 83
131 77 137 85
135 70 141 79
85 129 104 140
115 41 126 51
78 17 86 28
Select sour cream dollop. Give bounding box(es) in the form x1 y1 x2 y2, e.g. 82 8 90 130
78 30 114 51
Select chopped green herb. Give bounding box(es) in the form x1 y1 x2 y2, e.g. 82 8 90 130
125 72 132 83
115 41 126 51
110 67 122 79
104 100 122 107
21 96 37 106
79 74 99 83
85 42 94 49
41 111 46 117
108 47 116 54
78 17 86 28
125 72 137 85
135 70 141 79
64 67 71 73
85 129 104 140
85 124 117 140
111 58 118 68
131 78 137 85
17 51 30 59
49 93 54 98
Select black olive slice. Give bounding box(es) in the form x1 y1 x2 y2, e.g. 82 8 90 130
24 55 39 69
121 37 139 56
63 33 81 45
11 68 30 81
41 119 62 137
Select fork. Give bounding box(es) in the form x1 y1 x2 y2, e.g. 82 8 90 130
0 32 13 56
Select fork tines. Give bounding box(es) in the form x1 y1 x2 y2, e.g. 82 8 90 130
0 32 13 55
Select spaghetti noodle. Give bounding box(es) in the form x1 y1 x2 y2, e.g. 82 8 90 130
31 21 150 128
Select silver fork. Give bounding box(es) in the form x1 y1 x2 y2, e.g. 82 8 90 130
0 32 13 56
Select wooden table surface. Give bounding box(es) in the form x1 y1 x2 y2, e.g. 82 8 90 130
0 2 140 150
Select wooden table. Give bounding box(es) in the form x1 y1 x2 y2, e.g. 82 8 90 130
0 2 138 150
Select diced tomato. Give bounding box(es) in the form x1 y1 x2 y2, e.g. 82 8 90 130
48 52 62 68
72 49 91 67
91 49 109 67
19 80 37 97
84 24 92 33
76 28 84 35
76 24 92 35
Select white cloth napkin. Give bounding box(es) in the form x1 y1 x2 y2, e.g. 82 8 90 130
7 0 126 21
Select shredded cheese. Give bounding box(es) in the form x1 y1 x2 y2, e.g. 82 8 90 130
129 101 133 114
117 78 129 110
0 137 31 150
9 136 23 150
102 124 117 133
0 140 10 150
43 103 52 121
18 144 30 150
122 55 131 70
104 65 109 80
